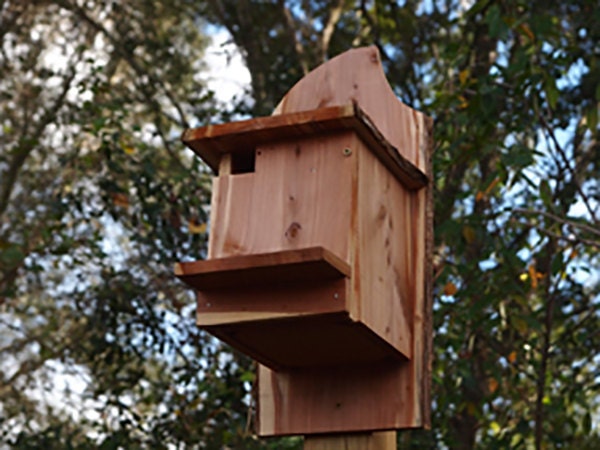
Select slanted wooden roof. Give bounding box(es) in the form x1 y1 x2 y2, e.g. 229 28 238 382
182 102 428 190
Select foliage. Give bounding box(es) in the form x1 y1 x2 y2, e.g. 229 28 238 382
1 0 599 449
0 0 273 448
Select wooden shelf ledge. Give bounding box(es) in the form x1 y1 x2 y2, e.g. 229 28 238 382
174 246 350 291
181 103 428 190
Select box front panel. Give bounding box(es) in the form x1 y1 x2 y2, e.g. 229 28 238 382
208 132 356 266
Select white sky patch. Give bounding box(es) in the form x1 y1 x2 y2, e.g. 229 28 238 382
202 27 251 105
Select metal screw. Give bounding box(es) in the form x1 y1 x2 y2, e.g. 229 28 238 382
333 292 339 299
343 147 352 156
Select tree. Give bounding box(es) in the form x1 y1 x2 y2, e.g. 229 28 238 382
0 1 275 448
208 1 599 448
1 0 598 448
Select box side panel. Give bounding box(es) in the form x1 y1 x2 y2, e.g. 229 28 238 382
354 141 414 359
208 173 256 258
348 111 430 429
256 111 433 433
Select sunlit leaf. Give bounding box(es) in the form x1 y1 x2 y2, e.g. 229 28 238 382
519 23 535 41
111 192 129 208
459 69 470 85
462 225 476 244
188 219 207 234
528 263 544 289
490 421 501 434
488 377 499 394
443 281 458 296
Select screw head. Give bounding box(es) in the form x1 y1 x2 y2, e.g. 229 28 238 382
343 147 352 156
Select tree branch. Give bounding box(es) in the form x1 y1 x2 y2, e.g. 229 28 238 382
0 65 77 219
279 0 309 75
534 238 559 450
513 208 600 248
319 0 345 62
57 0 190 128
539 113 599 225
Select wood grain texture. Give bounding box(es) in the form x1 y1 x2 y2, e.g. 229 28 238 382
175 246 350 290
182 103 427 190
208 132 356 261
175 46 434 436
196 279 348 320
258 362 416 436
274 46 428 173
256 47 433 435
304 432 396 450
182 104 355 165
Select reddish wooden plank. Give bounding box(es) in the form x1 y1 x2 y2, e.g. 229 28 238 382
208 132 356 261
181 104 355 171
181 103 428 191
196 279 348 321
174 246 350 291
205 310 406 370
258 361 415 436
304 432 396 450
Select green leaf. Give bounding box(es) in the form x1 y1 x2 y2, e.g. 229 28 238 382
485 4 505 38
585 104 598 131
539 180 552 206
545 77 559 109
582 412 592 434
0 245 24 270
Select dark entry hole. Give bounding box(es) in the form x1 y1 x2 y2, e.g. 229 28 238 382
231 150 255 174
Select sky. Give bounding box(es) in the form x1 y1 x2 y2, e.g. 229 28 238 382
201 27 251 105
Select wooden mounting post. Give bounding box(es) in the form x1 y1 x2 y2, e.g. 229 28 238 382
304 431 396 450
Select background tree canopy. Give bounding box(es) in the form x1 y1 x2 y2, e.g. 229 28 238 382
0 0 598 449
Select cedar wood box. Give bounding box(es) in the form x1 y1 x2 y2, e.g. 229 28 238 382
175 47 433 436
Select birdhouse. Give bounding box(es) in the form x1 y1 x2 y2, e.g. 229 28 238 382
176 47 433 436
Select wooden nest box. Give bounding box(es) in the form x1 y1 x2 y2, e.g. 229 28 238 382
176 47 433 436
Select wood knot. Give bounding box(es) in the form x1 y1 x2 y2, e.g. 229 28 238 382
376 204 387 222
285 222 302 239
370 49 379 64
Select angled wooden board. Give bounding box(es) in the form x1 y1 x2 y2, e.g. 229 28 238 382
274 46 429 173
